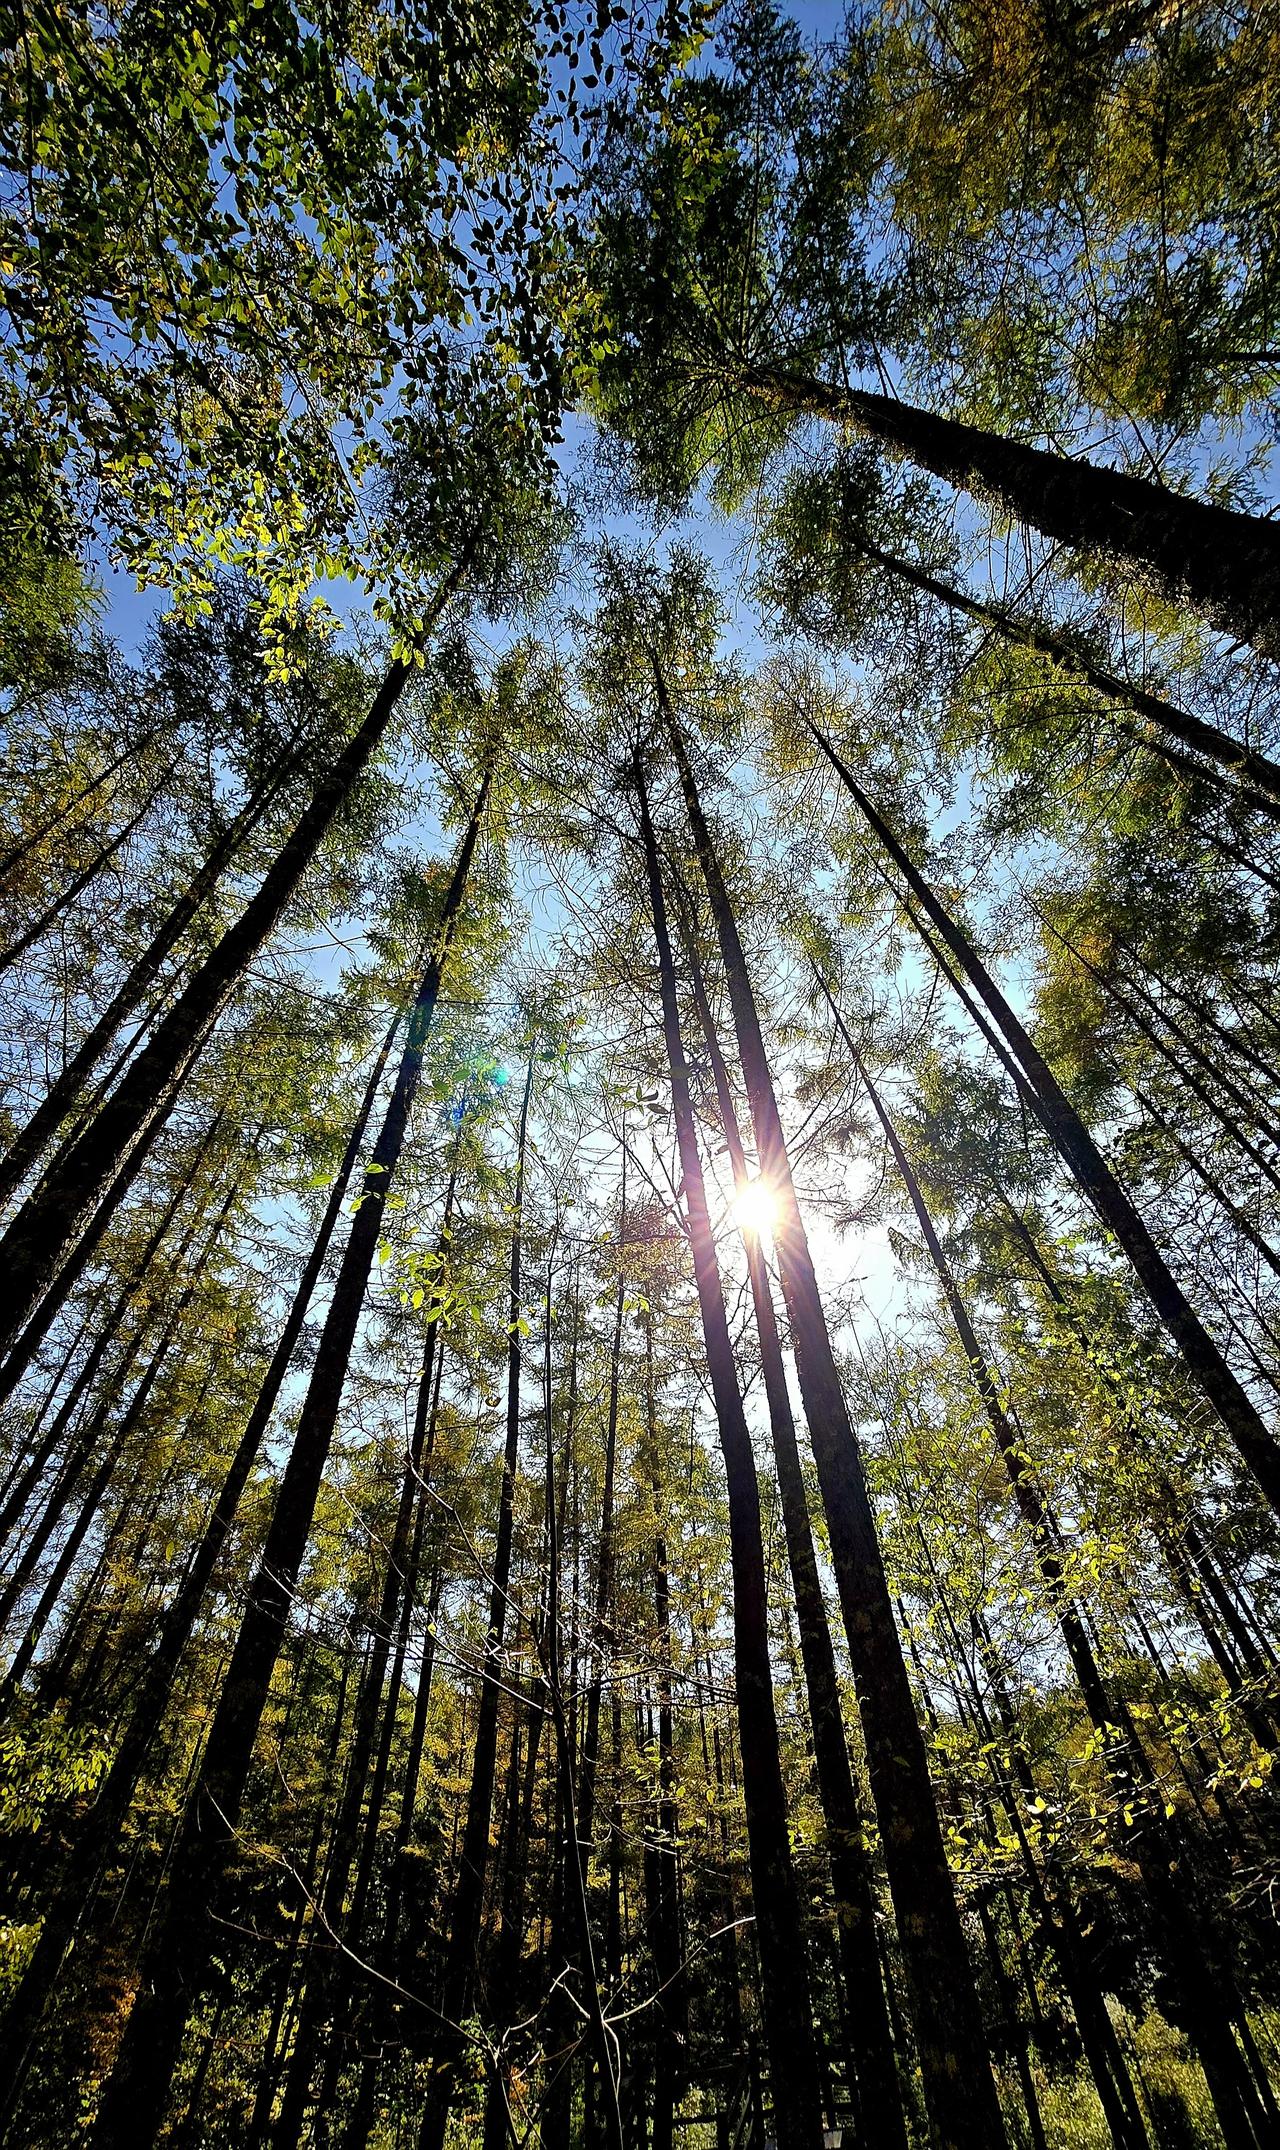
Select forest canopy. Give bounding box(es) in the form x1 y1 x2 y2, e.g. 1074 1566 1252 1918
2 1 1280 2147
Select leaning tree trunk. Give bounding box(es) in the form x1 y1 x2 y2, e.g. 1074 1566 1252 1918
840 1020 1272 2148
736 360 1280 656
0 726 166 890
678 904 908 2150
0 760 178 980
660 697 1008 2150
844 531 1280 808
807 717 1280 1514
0 1104 228 1556
636 760 826 2150
0 562 465 1382
86 772 490 2150
417 1051 536 2150
0 731 307 1207
268 1177 463 2150
532 1271 625 2150
577 1161 625 1853
0 1168 246 1701
0 1008 404 2125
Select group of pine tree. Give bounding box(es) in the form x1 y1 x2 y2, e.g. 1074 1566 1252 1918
4 0 1280 2142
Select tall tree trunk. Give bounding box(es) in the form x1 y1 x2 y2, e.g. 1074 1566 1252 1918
737 361 1280 655
0 726 165 889
839 1021 1273 2148
86 774 490 2150
0 1149 246 1644
1042 913 1280 1165
635 758 826 2150
0 1105 228 1555
843 531 1280 807
417 1049 535 2150
347 1161 460 1946
678 903 907 2150
641 1312 684 2150
269 1180 461 2150
536 1360 626 2150
661 704 1007 2150
0 562 464 1379
578 1153 626 1853
0 763 177 980
806 717 1280 1512
0 739 303 1206
0 999 402 2135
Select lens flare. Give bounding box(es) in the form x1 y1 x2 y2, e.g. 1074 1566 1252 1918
732 1179 779 1239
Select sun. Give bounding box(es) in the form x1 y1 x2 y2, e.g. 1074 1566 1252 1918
732 1179 780 1239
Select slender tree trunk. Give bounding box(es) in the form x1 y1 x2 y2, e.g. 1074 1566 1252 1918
0 995 403 2133
635 758 826 2150
737 361 1280 655
0 742 303 1207
270 1182 462 2149
579 1157 626 1853
641 1313 683 2150
417 1050 536 2150
0 726 165 889
678 906 908 2150
841 1025 1272 2148
1044 914 1280 1164
347 1167 460 1946
250 1648 360 2147
481 1659 546 2150
985 1172 1280 1741
86 775 489 2150
0 764 177 980
661 705 1007 2149
536 1368 625 2150
0 1144 245 1642
0 1105 227 1554
1133 1087 1280 1282
807 717 1280 1511
846 532 1280 807
0 563 464 1378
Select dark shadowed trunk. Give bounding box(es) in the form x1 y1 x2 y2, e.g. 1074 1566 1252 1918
0 761 177 980
807 717 1280 1513
844 532 1280 807
417 1049 535 2150
661 703 1007 2150
0 738 306 1207
0 999 405 2129
0 562 464 1380
738 361 1280 655
678 901 907 2147
838 1015 1272 2149
86 771 490 2150
635 758 825 2150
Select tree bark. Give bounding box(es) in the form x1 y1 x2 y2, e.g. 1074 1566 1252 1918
0 725 165 889
845 532 1280 808
678 903 908 2150
0 1010 404 2123
417 1049 535 2150
838 1019 1272 2148
661 705 1007 2150
636 757 826 2150
0 562 463 1378
737 362 1280 656
0 738 304 1206
0 762 177 980
86 772 489 2150
807 717 1280 1512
